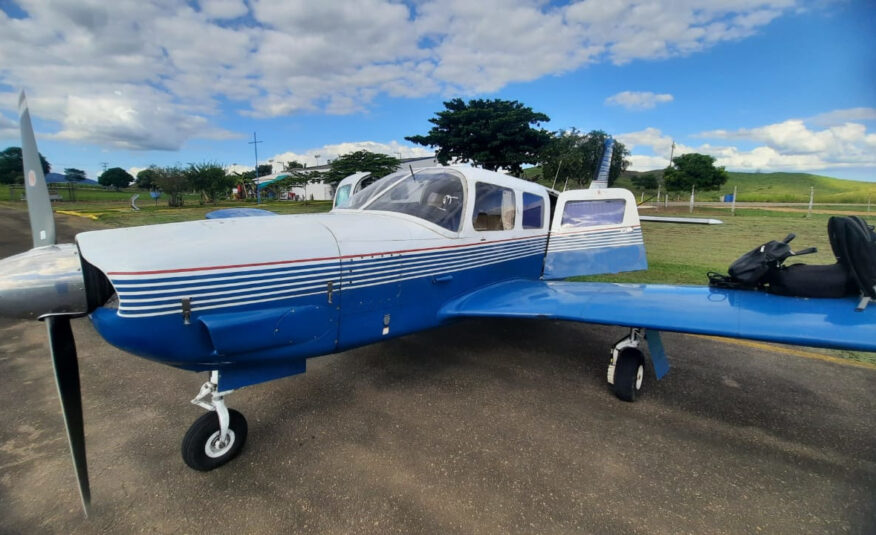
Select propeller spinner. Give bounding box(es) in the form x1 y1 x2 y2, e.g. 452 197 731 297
0 91 93 516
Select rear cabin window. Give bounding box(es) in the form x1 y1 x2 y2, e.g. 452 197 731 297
561 199 626 228
522 192 544 229
473 183 515 231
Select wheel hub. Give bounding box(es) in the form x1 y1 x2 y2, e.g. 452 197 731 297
205 430 236 458
635 364 644 390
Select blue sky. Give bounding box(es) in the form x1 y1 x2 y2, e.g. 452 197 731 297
0 0 873 181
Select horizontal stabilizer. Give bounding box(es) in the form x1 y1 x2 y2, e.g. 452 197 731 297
441 280 876 352
205 208 277 219
640 216 723 225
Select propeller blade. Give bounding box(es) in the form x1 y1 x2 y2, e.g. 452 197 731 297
18 91 56 247
45 315 91 517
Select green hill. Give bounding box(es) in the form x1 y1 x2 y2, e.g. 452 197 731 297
615 170 876 203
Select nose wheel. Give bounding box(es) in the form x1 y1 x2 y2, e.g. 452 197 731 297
183 372 248 470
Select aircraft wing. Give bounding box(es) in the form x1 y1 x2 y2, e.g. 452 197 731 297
440 280 876 352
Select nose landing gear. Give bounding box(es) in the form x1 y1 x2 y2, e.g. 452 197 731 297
182 372 248 471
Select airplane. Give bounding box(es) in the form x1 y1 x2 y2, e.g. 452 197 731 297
2 92 873 516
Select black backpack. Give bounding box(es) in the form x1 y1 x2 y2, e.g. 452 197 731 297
708 233 816 290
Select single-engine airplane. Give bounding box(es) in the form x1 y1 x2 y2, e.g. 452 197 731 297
2 93 874 516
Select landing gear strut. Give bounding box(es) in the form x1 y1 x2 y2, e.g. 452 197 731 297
182 371 248 471
607 329 647 402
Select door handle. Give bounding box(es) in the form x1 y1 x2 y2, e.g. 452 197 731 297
432 274 453 284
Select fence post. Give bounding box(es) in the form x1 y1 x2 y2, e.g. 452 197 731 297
807 186 814 218
689 185 695 214
731 185 737 216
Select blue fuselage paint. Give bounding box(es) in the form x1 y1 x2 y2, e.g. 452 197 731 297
90 232 547 389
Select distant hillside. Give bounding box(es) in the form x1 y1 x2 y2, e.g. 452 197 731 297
618 170 876 203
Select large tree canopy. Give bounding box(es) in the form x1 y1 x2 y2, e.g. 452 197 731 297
322 151 401 185
538 129 630 188
152 166 189 207
185 162 235 203
64 168 87 181
0 146 51 185
98 167 134 189
406 98 551 176
135 166 160 189
664 153 728 192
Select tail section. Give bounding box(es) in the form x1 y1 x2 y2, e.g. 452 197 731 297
589 138 613 190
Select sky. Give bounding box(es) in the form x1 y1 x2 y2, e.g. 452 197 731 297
0 0 873 181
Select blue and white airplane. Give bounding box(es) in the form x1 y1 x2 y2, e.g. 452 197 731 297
2 93 873 515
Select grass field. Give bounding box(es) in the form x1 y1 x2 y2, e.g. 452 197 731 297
525 168 876 204
617 170 876 203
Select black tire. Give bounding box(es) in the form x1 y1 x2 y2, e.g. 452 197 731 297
181 409 248 471
612 348 645 402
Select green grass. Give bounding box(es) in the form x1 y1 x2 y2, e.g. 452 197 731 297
617 170 876 203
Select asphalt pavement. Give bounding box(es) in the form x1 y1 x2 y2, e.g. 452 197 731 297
1 208 874 534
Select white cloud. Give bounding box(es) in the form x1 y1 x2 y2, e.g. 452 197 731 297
0 0 798 151
605 91 674 110
807 108 876 127
620 111 876 173
0 114 17 137
268 141 434 169
198 0 248 20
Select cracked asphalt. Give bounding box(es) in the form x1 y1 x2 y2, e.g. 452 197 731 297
1 208 874 534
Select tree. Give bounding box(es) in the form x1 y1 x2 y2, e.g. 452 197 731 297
64 168 87 181
663 153 728 192
631 172 659 191
284 161 305 171
136 167 160 189
98 167 134 189
256 164 273 177
322 151 401 186
0 146 50 185
538 129 630 188
406 98 551 175
152 166 189 207
185 162 235 203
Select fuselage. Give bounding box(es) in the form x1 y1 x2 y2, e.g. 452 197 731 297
77 168 564 389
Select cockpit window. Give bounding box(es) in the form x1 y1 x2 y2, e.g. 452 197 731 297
361 169 465 232
347 170 408 209
334 184 351 208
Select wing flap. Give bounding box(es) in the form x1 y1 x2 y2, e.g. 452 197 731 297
440 281 876 352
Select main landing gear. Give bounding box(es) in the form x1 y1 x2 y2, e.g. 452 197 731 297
182 372 248 471
606 328 669 402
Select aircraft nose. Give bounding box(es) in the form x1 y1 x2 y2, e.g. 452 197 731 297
0 243 88 320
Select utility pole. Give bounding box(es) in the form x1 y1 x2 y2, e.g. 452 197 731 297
667 141 675 167
314 154 321 168
249 132 263 204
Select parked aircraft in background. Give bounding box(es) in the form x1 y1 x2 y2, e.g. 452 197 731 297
2 93 873 516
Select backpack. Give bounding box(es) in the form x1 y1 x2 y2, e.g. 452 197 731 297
708 233 816 290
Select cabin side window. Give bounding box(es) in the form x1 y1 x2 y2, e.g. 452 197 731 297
472 183 516 231
561 199 626 228
334 185 351 208
522 192 545 229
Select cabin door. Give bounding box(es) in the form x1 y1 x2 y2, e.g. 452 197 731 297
542 188 647 280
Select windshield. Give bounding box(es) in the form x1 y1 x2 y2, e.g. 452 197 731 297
347 170 409 209
334 184 351 207
361 169 465 232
